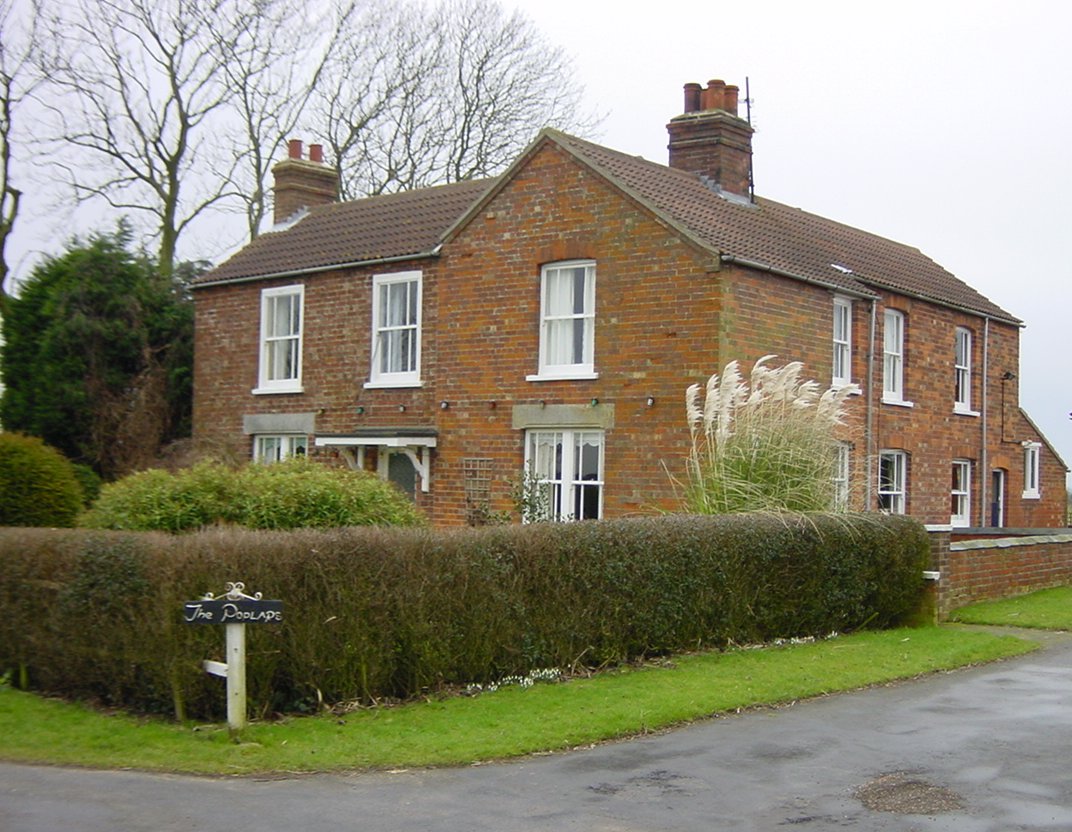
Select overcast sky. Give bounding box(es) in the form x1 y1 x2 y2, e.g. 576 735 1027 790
506 0 1072 486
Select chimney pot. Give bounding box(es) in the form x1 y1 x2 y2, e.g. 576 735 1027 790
724 85 739 116
667 76 754 198
273 138 339 225
701 79 726 112
683 83 702 114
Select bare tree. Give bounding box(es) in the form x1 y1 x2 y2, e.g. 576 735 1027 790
315 0 598 199
0 0 40 311
210 1 343 240
30 0 596 265
35 0 264 274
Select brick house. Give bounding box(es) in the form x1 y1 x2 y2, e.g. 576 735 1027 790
192 78 1068 528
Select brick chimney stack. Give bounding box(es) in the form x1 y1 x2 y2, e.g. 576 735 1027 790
667 79 753 197
272 139 339 225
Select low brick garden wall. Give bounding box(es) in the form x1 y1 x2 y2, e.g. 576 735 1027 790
926 526 1072 619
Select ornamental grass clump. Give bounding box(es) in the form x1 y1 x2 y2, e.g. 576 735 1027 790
680 356 858 514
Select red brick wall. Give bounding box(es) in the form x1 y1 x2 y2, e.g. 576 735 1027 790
929 529 1072 617
432 141 723 523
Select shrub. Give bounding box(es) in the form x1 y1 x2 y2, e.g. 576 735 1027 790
0 433 84 527
79 458 425 531
679 356 858 513
0 513 928 718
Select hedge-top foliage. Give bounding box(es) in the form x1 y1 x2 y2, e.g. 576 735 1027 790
78 459 425 531
0 513 929 719
0 433 84 527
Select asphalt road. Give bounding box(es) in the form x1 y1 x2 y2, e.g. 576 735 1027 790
2 630 1071 832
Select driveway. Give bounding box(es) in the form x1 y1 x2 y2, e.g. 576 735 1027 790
2 630 1071 832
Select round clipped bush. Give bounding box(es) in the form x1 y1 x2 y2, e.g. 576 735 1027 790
0 432 84 527
78 462 234 532
79 458 425 531
230 458 426 530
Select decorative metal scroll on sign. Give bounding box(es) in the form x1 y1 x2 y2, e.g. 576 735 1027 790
183 582 284 625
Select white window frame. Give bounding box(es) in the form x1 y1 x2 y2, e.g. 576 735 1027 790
366 270 422 388
878 450 907 515
253 434 308 463
832 296 852 387
524 428 604 521
529 260 597 381
255 284 304 394
834 441 851 510
951 459 972 527
882 309 912 406
1023 441 1041 499
954 327 975 414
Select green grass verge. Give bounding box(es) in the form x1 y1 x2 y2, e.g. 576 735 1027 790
950 585 1072 630
0 626 1035 775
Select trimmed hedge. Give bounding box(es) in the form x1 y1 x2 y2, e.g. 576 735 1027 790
0 433 84 527
0 513 929 719
78 459 426 531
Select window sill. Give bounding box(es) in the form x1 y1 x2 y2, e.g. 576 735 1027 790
882 396 915 408
252 385 304 396
1022 491 1040 500
954 406 980 417
363 380 424 390
526 372 600 382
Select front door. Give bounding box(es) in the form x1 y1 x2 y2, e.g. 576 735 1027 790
990 469 1006 527
387 451 417 499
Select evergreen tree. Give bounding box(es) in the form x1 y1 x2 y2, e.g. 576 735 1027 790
0 226 194 478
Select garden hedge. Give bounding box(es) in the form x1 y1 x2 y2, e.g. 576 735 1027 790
0 513 929 719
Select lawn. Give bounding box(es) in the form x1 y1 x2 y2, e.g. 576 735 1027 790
0 625 1035 775
950 585 1072 630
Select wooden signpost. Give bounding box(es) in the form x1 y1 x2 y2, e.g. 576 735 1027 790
183 582 283 733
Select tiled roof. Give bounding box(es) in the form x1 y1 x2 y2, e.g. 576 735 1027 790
551 131 1019 324
193 179 494 286
195 130 1020 325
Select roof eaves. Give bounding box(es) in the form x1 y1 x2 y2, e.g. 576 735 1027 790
719 254 878 299
853 275 1022 327
191 249 441 290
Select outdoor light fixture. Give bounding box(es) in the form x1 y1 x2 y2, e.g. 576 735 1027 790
646 396 656 407
356 405 365 415
398 404 406 412
590 398 599 407
440 400 449 410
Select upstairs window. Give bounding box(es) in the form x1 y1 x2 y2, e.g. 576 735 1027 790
878 450 907 515
883 310 907 404
1023 442 1041 499
954 327 973 413
951 459 972 527
532 261 596 380
832 297 852 387
524 429 604 521
257 284 304 393
368 270 422 387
